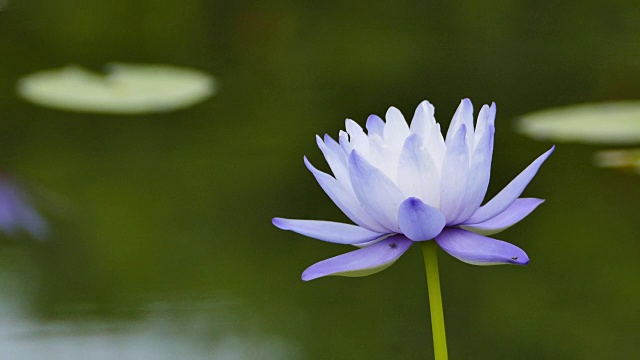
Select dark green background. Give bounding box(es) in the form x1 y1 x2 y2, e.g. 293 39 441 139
0 0 638 358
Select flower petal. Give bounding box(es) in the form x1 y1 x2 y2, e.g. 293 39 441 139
349 151 405 231
446 98 474 152
452 124 495 224
316 135 350 189
409 100 435 139
435 228 529 265
352 235 392 248
367 133 393 177
304 156 387 233
397 197 446 241
466 146 554 224
461 198 544 235
366 115 385 137
427 122 447 169
383 106 411 148
338 130 353 153
272 218 385 244
473 103 496 151
397 134 440 207
0 181 48 240
301 235 412 281
439 124 470 223
346 119 369 155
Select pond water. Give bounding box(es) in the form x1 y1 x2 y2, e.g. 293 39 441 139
0 1 638 359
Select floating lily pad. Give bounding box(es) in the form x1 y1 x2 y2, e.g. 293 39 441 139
17 64 216 114
593 148 640 172
517 101 640 144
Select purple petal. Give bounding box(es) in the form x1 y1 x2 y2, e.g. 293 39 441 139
439 124 470 223
366 115 385 136
304 157 387 233
316 135 350 188
338 130 353 153
352 236 389 248
446 98 473 149
461 198 544 235
398 197 446 241
435 228 529 265
349 151 405 232
473 103 496 151
466 146 554 224
272 218 386 244
452 124 495 224
301 235 413 281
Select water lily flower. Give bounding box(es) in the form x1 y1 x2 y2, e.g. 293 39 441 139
0 173 48 240
273 99 553 281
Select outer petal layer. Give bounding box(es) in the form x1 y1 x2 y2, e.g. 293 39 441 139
304 156 387 233
301 235 412 281
397 197 446 241
435 228 529 265
467 146 554 224
461 198 544 236
272 218 385 244
316 135 350 190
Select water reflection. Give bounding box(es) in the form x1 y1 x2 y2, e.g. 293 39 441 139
0 296 300 359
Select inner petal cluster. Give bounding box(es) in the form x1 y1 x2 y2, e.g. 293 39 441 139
324 99 496 227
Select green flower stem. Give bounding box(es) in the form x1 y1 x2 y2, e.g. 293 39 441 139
421 240 448 360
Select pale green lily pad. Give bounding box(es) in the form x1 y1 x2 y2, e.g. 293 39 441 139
517 101 640 144
593 148 640 172
17 64 216 114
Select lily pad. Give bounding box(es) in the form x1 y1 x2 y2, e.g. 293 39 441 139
593 148 640 172
17 64 216 114
516 101 640 144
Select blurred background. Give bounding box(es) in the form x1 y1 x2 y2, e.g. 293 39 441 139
0 0 639 358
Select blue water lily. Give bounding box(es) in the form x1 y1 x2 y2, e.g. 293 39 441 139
273 99 553 281
0 174 48 240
